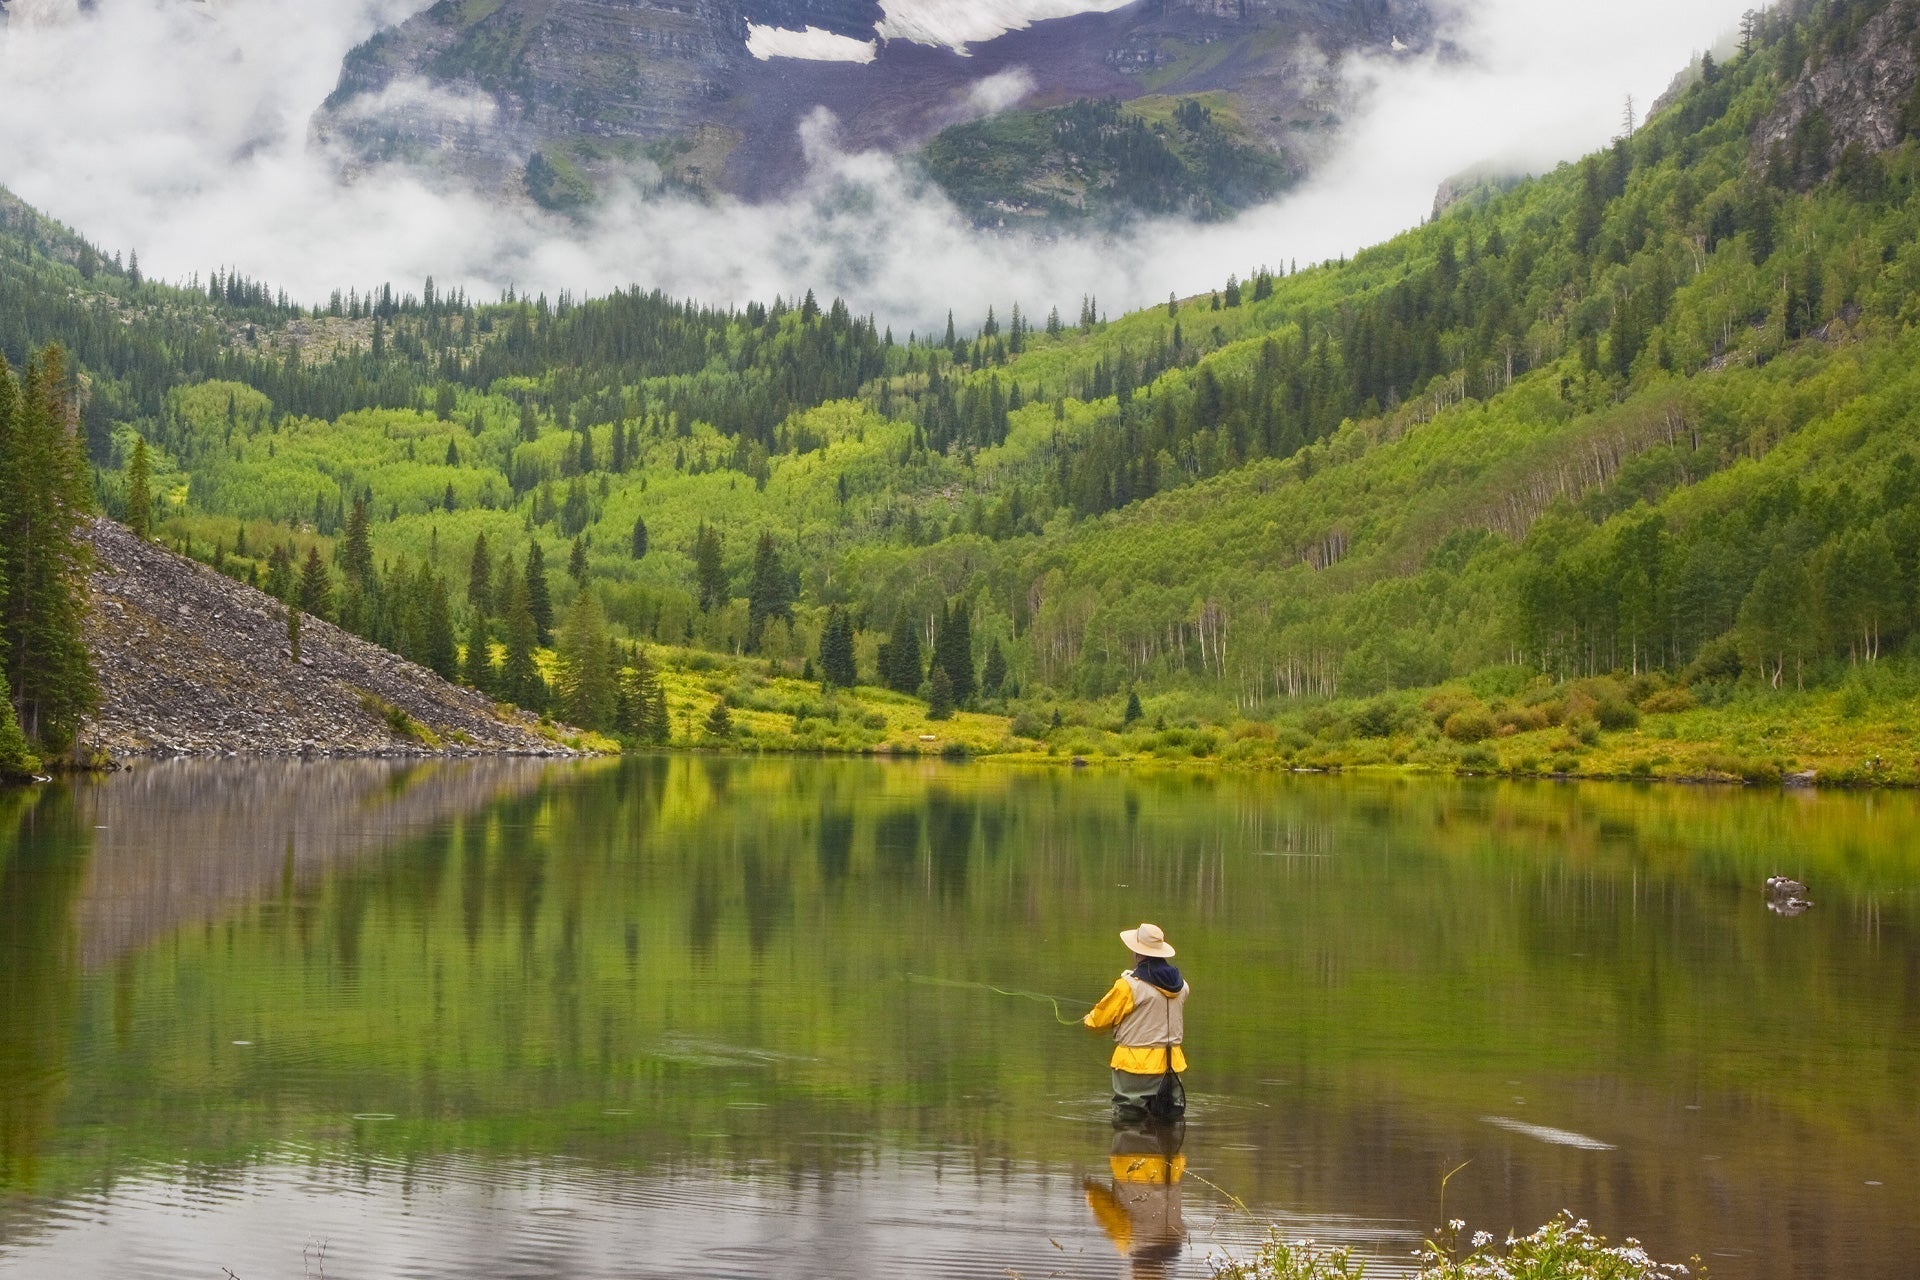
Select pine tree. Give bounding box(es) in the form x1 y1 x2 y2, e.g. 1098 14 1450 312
1124 688 1143 724
818 605 857 687
936 600 974 704
704 697 734 739
498 568 546 711
746 531 790 651
982 641 1007 698
568 534 588 585
125 436 153 538
525 541 553 645
467 532 493 615
926 664 955 721
264 543 293 602
617 644 669 743
631 515 649 560
694 522 727 611
0 348 97 751
0 695 37 778
882 609 922 694
340 496 373 587
463 610 495 691
421 572 456 680
555 589 616 729
299 546 333 621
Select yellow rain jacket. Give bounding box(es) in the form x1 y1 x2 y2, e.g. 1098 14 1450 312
1083 971 1189 1074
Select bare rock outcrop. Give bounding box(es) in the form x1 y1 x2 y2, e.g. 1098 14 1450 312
1754 0 1920 177
80 518 578 759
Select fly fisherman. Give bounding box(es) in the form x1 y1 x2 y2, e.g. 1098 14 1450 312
1082 922 1188 1122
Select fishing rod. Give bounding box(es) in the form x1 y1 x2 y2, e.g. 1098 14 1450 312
905 973 1094 1026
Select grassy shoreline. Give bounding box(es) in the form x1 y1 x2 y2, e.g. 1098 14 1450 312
635 643 1920 789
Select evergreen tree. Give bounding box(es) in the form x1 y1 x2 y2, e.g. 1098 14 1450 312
1124 688 1143 724
935 600 974 704
463 610 495 692
568 534 589 585
617 644 669 743
525 541 553 644
264 544 293 603
340 496 374 587
631 515 649 560
927 664 954 720
880 610 922 694
0 695 37 778
467 532 493 615
746 531 791 650
704 697 733 739
982 641 1007 698
818 605 857 687
498 568 546 711
0 348 97 751
299 546 333 621
421 572 456 679
125 436 153 538
694 522 727 612
556 589 616 729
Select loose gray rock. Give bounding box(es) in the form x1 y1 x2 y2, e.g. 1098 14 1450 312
79 518 586 761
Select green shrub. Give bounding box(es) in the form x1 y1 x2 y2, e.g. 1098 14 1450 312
1839 681 1870 720
1422 688 1478 731
1442 708 1496 743
1008 711 1046 739
1495 703 1551 734
1594 697 1640 731
1350 697 1403 738
1640 687 1694 714
1458 744 1498 771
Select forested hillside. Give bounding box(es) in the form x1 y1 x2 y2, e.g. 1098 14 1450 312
8 0 1920 779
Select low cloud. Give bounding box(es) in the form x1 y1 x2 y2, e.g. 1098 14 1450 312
0 0 1754 337
966 67 1036 116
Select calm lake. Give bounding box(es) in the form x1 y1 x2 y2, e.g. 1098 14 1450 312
0 758 1914 1279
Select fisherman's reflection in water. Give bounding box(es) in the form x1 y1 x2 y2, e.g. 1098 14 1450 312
1085 1120 1186 1279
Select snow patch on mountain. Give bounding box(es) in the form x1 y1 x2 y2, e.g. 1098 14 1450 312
876 0 1133 54
746 22 879 62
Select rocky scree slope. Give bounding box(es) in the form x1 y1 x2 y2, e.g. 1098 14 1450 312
81 519 577 759
313 0 1434 210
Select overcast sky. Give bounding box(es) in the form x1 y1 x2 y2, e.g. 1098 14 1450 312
0 0 1755 332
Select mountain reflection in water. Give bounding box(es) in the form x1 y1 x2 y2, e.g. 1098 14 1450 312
0 758 1914 1278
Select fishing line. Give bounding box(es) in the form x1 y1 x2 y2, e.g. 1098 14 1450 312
906 974 1092 1025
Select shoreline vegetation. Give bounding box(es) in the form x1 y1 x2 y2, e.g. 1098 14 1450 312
623 642 1918 788
1216 1214 1702 1280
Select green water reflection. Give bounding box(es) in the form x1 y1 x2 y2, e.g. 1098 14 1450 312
0 759 1915 1277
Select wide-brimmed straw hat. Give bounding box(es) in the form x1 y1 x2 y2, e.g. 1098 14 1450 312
1121 922 1176 958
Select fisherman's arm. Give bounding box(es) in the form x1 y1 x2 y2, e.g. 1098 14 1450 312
1081 977 1134 1030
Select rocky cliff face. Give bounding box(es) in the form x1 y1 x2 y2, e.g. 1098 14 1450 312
1753 0 1920 178
82 518 578 759
312 0 1436 209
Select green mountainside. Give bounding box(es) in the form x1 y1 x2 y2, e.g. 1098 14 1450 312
9 0 1920 780
919 94 1299 227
